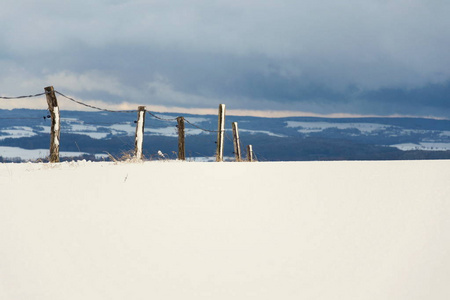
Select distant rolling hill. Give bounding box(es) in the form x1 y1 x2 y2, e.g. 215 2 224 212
1 109 450 162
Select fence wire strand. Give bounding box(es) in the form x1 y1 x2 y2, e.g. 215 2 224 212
0 92 48 99
55 91 136 113
184 118 219 133
0 117 46 120
146 111 178 122
145 111 220 133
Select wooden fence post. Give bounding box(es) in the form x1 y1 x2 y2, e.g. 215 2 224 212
134 106 146 159
247 145 254 162
44 86 60 163
177 116 186 160
216 104 226 162
232 122 241 161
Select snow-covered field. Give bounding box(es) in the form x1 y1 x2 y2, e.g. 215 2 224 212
392 142 450 151
0 146 98 161
1 160 449 300
286 121 391 134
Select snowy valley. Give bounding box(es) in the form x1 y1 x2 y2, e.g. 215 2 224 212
1 109 450 161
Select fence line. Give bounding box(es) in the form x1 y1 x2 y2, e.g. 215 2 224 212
1 89 222 134
55 90 220 133
0 87 256 162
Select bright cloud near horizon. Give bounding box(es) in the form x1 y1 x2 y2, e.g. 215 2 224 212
1 0 450 118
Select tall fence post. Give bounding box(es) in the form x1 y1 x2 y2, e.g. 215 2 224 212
44 86 60 163
247 145 254 162
232 122 241 161
216 104 226 162
134 106 146 160
177 116 186 161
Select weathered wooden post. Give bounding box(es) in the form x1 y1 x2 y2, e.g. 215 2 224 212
232 122 241 161
134 106 146 160
247 145 254 162
44 86 60 163
216 104 226 162
177 116 186 161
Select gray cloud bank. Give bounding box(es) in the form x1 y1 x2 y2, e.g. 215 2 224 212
1 0 450 118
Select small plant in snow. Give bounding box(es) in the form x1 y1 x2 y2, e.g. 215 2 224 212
157 150 166 159
106 150 144 163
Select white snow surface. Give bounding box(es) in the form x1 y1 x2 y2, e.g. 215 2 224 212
1 160 450 300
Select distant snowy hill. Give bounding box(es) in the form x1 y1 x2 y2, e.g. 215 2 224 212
1 109 450 161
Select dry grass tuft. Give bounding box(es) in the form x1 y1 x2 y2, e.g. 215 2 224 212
106 150 144 163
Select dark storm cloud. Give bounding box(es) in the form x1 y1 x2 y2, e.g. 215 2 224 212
1 0 450 117
359 82 450 117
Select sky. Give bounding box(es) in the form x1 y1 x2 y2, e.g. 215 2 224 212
1 0 450 118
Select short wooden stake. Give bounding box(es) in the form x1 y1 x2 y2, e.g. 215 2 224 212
215 104 226 162
177 116 186 160
134 106 146 159
44 86 60 163
232 122 241 161
247 145 254 162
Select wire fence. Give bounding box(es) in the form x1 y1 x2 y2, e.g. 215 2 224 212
0 89 221 133
0 88 254 162
55 90 220 133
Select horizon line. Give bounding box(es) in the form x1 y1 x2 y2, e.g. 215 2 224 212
0 96 447 120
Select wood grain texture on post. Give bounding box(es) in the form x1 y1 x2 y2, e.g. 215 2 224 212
44 86 60 163
177 116 186 161
134 106 146 160
216 104 226 162
232 122 241 161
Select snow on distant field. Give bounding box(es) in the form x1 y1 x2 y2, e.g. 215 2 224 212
146 126 178 137
0 126 37 140
286 121 392 134
57 119 108 139
65 124 109 139
392 142 450 151
183 117 209 124
0 115 209 150
146 126 205 137
0 146 98 160
108 123 205 137
38 125 50 134
185 128 205 136
240 129 286 137
68 124 99 132
1 160 449 300
0 146 49 160
109 123 136 135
